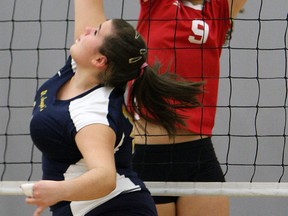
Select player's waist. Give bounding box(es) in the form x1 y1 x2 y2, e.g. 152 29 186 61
134 126 209 145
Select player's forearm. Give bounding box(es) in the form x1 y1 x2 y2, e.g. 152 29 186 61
59 167 116 201
74 0 106 40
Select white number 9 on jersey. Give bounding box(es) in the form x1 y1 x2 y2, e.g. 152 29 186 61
188 20 209 44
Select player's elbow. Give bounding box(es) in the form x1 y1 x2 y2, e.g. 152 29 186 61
100 171 117 197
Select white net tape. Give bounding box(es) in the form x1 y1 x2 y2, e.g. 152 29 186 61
1 181 288 197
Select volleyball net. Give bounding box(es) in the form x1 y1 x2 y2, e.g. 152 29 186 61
0 0 288 197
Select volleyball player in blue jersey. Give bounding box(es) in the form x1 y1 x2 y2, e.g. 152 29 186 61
24 0 203 215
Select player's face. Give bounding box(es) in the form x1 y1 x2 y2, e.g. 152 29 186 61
70 20 113 67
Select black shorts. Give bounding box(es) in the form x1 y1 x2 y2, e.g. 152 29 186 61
132 137 225 204
52 190 157 216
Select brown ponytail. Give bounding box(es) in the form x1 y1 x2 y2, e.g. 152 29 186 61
99 19 203 137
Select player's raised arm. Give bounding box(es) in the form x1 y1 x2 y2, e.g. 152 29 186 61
74 0 106 40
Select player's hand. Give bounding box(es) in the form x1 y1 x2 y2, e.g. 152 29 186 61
24 180 63 216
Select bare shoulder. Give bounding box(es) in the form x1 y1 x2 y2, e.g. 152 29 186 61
228 0 248 18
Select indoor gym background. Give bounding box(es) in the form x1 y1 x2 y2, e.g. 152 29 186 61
0 0 287 215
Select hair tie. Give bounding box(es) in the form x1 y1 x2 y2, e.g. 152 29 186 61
141 62 148 69
126 62 149 112
127 62 148 87
139 62 148 77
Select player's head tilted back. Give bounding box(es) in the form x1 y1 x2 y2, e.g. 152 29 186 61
70 19 147 88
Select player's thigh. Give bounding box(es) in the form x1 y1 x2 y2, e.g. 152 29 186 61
176 195 230 216
156 202 176 216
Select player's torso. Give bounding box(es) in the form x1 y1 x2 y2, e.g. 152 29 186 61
138 0 230 78
30 59 134 169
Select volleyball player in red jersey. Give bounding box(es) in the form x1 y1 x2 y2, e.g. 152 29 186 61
132 0 248 216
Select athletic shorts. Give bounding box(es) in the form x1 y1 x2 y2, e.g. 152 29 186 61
132 137 225 204
51 190 157 216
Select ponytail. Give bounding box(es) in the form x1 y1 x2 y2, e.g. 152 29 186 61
98 18 203 137
128 64 203 138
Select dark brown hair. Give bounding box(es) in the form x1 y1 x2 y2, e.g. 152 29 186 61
99 19 203 137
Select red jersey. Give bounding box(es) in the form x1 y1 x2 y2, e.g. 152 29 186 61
137 0 231 136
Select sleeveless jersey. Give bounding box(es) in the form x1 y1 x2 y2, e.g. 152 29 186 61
137 0 230 136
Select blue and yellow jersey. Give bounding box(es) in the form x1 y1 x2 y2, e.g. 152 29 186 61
30 56 147 215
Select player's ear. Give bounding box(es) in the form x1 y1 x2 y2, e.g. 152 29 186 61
91 56 107 68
